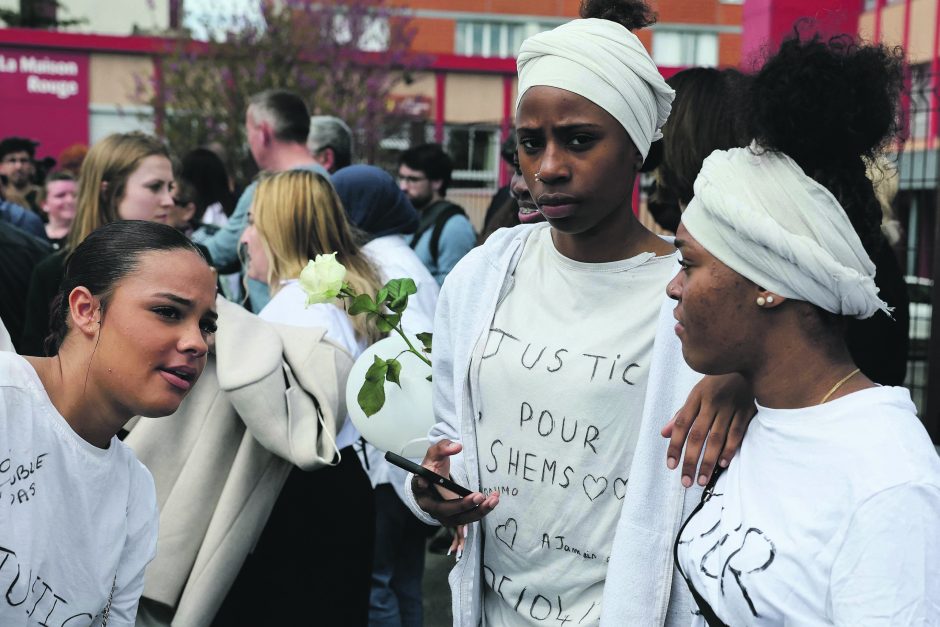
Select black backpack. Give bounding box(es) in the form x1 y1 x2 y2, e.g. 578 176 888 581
409 200 469 266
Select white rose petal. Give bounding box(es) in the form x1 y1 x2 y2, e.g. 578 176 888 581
299 253 347 306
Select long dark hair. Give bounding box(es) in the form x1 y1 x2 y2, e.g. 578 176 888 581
181 148 236 219
46 220 207 355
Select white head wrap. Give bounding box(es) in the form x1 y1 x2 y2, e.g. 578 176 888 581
516 18 674 160
682 145 890 319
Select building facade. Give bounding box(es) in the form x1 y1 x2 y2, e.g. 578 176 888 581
0 0 742 193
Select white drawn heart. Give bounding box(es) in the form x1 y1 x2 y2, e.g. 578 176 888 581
495 517 518 550
614 477 628 500
583 475 608 501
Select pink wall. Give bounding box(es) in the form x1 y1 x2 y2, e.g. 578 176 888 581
741 0 863 69
0 46 89 162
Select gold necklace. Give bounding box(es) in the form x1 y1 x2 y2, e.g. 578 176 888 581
819 368 861 404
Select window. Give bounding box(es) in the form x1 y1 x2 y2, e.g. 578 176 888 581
446 125 500 187
652 30 718 67
455 21 552 58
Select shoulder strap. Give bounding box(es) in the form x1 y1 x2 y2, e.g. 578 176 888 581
409 201 467 261
428 205 467 266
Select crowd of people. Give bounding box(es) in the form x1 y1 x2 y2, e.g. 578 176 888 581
0 0 938 625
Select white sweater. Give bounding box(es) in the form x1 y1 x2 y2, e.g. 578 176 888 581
403 223 706 626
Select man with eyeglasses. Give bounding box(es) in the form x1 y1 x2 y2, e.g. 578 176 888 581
0 137 41 216
398 143 476 285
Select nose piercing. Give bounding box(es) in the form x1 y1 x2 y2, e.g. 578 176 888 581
534 171 541 182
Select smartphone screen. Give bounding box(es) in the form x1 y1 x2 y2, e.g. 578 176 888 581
384 451 473 497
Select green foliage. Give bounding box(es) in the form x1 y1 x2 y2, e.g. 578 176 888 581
373 312 401 333
358 355 404 417
385 358 402 387
0 1 85 28
416 331 433 354
348 293 378 315
358 356 388 417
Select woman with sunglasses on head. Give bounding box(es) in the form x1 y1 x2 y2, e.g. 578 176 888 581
21 132 177 357
0 220 217 626
670 34 940 625
403 1 756 624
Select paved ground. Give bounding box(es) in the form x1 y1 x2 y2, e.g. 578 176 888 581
423 544 455 626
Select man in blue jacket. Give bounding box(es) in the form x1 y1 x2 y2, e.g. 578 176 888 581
398 144 476 285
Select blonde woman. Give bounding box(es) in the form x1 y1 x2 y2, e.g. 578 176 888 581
223 168 381 625
21 132 175 356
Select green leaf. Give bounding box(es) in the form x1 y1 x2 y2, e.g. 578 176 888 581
375 286 389 306
348 293 378 315
375 313 401 333
358 379 386 417
385 278 418 313
416 331 433 354
364 355 388 382
358 356 389 417
385 358 402 387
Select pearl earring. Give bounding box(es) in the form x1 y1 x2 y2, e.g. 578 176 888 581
756 296 767 307
766 296 775 304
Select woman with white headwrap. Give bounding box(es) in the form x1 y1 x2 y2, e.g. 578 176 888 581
669 35 940 625
400 1 756 625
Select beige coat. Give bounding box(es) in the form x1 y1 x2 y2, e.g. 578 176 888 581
127 296 353 627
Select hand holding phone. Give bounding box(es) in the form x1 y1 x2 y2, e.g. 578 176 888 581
385 451 472 497
403 439 500 527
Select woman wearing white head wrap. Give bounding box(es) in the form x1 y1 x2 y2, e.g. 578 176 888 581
403 2 759 626
669 34 940 626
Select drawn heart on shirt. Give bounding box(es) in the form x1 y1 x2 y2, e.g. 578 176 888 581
613 478 628 500
495 517 517 551
582 475 608 501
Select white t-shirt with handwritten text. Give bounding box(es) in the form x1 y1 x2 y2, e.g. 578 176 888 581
677 386 940 625
0 352 158 627
477 228 678 626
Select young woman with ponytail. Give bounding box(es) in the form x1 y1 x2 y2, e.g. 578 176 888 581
0 220 217 626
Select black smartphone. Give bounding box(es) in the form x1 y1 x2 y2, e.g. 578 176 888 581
384 451 473 497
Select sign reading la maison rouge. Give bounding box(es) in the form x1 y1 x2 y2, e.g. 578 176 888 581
0 47 89 160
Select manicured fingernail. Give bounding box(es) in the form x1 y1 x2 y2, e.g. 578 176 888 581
446 548 452 556
719 458 729 468
667 457 677 470
681 475 692 488
456 549 462 560
463 526 468 538
698 474 708 486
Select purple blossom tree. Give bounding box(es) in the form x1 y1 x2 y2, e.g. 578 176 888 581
138 0 425 183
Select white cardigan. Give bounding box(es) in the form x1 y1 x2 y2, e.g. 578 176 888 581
402 223 705 626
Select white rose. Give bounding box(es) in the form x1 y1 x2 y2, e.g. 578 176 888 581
298 253 347 306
